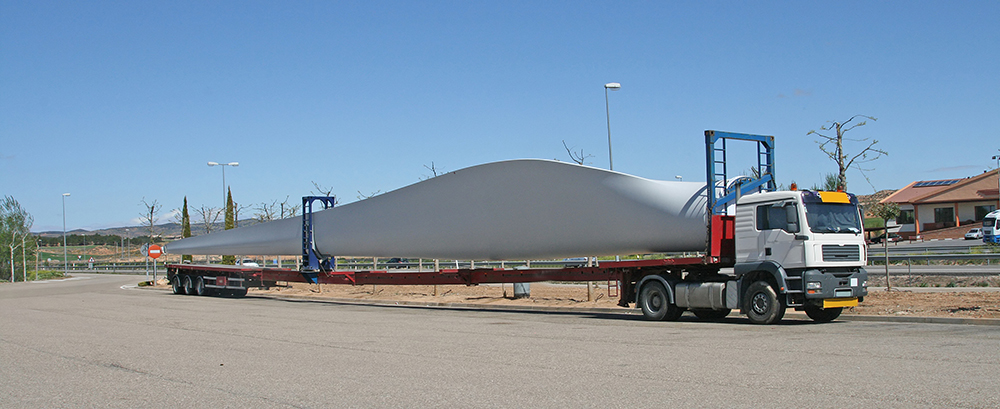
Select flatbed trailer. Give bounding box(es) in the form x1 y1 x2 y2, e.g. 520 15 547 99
166 253 727 309
164 131 868 324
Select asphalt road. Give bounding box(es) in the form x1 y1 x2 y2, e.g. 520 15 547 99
2 274 999 408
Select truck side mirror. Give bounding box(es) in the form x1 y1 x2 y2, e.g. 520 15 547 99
784 204 800 233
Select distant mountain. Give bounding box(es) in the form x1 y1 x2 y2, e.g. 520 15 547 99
37 219 263 239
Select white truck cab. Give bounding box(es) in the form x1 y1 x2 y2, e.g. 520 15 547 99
731 189 868 323
984 209 1000 244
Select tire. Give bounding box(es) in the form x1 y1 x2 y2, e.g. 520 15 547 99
639 281 683 321
805 306 842 323
692 308 731 321
181 275 194 296
171 276 184 295
744 280 785 325
194 276 208 296
228 287 248 298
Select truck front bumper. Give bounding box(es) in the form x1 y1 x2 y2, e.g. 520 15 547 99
801 268 868 303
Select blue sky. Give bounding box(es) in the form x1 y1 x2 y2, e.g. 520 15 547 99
2 1 998 232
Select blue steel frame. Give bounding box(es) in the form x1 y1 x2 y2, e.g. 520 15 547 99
302 196 337 280
705 130 776 215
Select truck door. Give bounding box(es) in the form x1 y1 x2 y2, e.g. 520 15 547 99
755 202 805 268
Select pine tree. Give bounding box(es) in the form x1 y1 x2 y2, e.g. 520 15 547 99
222 188 236 265
181 197 192 263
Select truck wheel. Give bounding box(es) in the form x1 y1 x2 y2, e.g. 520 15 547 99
745 281 785 325
692 309 731 321
182 275 194 296
171 276 184 295
194 276 208 296
639 281 682 321
228 287 248 298
805 307 842 323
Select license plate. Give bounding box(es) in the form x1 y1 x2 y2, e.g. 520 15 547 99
824 298 858 308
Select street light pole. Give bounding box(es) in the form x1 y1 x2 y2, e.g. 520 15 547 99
208 161 239 208
604 82 621 170
62 193 70 276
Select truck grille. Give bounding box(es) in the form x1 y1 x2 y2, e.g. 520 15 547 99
822 244 861 262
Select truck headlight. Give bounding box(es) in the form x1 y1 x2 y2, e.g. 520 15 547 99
806 281 821 294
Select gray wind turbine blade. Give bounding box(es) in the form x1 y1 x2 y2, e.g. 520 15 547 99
163 159 709 260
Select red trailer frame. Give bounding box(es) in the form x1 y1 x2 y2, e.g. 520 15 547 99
166 215 736 307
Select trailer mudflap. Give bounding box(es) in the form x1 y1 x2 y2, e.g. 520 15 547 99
823 297 858 308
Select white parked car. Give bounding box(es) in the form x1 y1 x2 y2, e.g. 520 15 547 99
965 228 983 240
237 258 260 267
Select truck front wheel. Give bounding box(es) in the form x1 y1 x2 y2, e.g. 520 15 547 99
805 306 842 323
745 281 785 325
639 281 683 321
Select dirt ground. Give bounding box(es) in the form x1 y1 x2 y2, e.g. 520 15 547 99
195 276 1000 320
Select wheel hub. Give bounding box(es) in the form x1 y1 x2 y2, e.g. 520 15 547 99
752 293 769 314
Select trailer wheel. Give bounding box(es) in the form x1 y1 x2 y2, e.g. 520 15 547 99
171 276 184 295
181 275 194 296
745 280 785 325
805 306 842 323
639 281 682 321
194 276 208 296
692 309 731 321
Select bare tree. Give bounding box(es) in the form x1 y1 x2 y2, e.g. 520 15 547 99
139 198 160 243
280 196 301 218
421 162 446 180
195 205 222 235
562 140 594 165
808 115 887 190
234 201 252 228
357 190 382 200
255 200 280 222
310 182 340 205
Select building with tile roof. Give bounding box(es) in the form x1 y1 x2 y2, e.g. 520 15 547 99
880 171 999 239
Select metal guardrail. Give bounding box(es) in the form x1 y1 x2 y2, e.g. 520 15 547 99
868 246 995 255
873 254 1000 264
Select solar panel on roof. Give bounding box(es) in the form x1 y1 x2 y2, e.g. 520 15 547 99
913 179 961 187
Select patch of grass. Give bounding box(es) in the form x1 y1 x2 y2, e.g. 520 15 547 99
918 282 929 287
6 270 67 282
974 282 990 287
945 281 957 287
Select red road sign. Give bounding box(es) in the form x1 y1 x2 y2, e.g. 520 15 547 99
148 244 162 259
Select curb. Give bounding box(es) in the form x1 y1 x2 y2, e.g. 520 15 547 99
836 314 1000 326
140 285 1000 326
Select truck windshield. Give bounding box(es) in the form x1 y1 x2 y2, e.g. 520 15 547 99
985 218 997 229
805 203 861 234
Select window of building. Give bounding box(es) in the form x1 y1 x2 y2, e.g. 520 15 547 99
896 209 915 224
934 207 955 224
976 205 996 221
